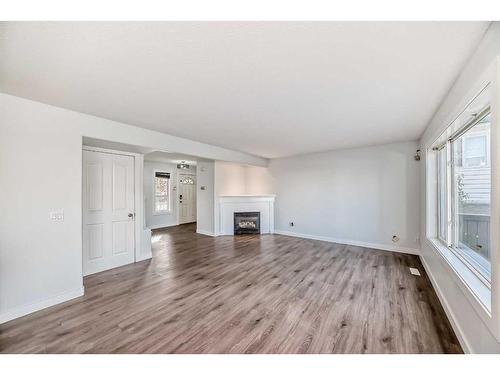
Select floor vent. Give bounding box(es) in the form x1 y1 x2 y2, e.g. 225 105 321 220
409 267 421 276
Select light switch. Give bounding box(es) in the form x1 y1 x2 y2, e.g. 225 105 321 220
49 209 64 222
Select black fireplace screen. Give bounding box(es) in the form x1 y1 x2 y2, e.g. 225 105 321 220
234 212 260 234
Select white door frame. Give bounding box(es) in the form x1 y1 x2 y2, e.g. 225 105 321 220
177 171 197 225
82 145 145 265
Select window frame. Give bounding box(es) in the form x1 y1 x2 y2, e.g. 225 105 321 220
426 67 500 342
436 145 449 244
180 176 195 185
450 108 492 285
435 107 492 288
153 170 171 215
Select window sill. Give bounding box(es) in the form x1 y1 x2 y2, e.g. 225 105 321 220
428 237 491 316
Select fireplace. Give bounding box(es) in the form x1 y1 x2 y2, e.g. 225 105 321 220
234 212 261 235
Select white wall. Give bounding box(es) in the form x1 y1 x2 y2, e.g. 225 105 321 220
214 161 274 196
0 100 85 322
213 161 275 234
212 145 419 253
0 93 266 323
419 23 500 353
245 165 275 195
143 161 197 229
269 142 420 253
196 160 215 236
214 161 247 196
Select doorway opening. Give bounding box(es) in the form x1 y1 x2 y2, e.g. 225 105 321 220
144 151 197 232
178 174 197 224
82 137 203 277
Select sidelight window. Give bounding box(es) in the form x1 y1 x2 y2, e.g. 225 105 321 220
154 171 171 213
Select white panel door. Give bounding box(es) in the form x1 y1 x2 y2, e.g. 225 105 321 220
83 150 135 276
178 174 196 224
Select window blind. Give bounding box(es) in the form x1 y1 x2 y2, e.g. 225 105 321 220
155 172 170 179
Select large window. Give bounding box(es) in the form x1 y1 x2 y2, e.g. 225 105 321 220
452 112 491 280
154 171 171 213
435 108 491 283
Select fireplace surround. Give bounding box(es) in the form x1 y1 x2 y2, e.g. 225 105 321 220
217 195 275 235
234 212 261 235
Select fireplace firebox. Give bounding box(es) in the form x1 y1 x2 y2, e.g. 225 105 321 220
234 212 260 235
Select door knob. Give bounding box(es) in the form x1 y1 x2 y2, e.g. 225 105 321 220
128 213 134 218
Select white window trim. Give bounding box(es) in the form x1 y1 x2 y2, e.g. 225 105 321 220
153 169 172 215
425 61 500 342
436 146 449 244
433 133 492 300
448 115 492 284
429 237 491 313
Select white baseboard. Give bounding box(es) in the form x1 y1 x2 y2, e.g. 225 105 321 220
0 286 85 324
274 230 420 255
136 251 153 262
147 223 177 230
419 255 472 353
196 230 217 237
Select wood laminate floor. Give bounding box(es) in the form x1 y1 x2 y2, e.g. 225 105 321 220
0 223 462 353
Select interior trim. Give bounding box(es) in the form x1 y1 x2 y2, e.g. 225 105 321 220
196 230 217 237
274 230 420 255
0 286 84 324
420 255 472 353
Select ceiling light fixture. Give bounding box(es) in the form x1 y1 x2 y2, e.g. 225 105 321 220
177 161 190 170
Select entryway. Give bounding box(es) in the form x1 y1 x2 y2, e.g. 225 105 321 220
178 174 197 224
143 151 198 231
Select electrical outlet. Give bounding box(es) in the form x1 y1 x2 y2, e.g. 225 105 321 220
409 267 421 276
49 209 64 222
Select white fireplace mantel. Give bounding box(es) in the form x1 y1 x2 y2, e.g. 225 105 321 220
218 195 275 235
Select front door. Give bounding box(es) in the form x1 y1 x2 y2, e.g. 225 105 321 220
82 149 135 276
178 174 196 224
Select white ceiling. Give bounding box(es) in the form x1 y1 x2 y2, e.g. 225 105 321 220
0 22 490 158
